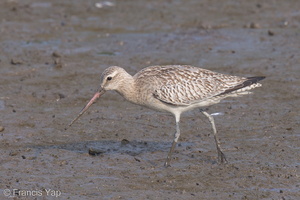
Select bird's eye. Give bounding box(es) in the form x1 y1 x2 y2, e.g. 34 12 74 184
107 76 112 81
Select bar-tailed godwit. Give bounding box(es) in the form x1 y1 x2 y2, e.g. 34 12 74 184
69 65 265 167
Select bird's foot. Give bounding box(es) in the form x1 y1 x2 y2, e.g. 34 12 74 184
164 157 171 167
218 150 228 164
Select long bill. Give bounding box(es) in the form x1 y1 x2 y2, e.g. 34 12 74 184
68 89 105 127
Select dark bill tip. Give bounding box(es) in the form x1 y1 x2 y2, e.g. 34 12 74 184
68 89 105 127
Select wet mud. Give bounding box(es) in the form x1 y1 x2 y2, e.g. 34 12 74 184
0 0 299 199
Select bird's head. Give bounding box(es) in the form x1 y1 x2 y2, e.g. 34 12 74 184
99 66 128 91
68 66 129 127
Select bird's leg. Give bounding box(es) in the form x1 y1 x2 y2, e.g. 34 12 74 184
164 117 180 167
201 110 227 164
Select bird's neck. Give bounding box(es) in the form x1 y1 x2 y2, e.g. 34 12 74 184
116 73 138 104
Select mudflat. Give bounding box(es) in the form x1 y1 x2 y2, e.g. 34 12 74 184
0 0 299 199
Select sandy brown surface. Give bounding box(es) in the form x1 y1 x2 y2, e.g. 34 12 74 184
0 0 299 199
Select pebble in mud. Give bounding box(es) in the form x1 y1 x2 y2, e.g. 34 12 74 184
88 148 104 156
10 58 23 65
245 22 261 29
121 139 130 145
250 22 260 29
52 51 63 69
0 126 4 132
268 30 275 36
9 151 18 156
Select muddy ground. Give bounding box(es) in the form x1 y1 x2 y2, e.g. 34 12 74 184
0 0 299 199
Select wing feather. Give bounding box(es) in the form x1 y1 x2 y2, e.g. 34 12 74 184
147 65 248 106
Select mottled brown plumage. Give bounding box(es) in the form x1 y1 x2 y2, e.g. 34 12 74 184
69 65 265 166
